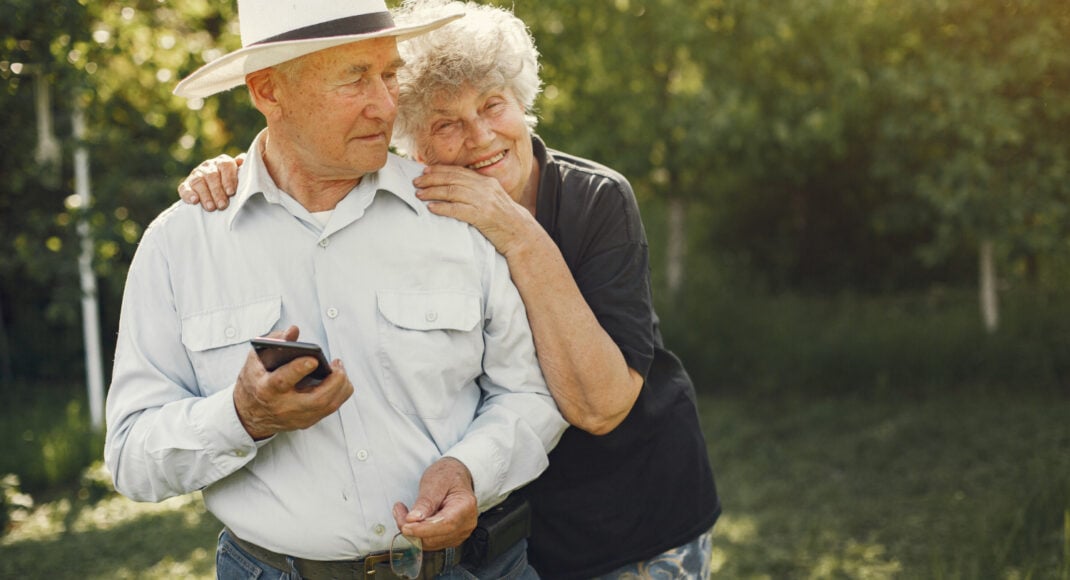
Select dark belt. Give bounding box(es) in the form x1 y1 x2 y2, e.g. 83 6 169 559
224 496 531 578
225 529 450 580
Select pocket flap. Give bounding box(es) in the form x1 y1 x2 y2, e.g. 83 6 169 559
181 297 282 352
377 290 481 332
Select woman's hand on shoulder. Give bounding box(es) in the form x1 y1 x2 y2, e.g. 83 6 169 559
177 153 246 211
413 165 539 257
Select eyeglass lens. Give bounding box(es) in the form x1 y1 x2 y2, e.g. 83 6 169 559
390 533 423 579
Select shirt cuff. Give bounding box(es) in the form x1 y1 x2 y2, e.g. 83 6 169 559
193 384 260 462
443 441 504 511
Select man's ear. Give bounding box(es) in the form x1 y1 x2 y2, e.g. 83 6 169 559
246 69 281 119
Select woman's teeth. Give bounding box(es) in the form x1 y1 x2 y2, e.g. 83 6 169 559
468 151 506 170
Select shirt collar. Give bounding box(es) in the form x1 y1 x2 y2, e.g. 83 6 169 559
227 130 424 230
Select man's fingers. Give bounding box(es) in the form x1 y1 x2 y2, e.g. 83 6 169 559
264 325 300 341
406 494 439 523
393 502 410 530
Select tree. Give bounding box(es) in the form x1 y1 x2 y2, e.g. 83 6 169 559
515 0 728 296
871 0 1070 330
0 0 255 382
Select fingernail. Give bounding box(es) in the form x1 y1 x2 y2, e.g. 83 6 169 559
205 201 215 210
409 509 424 519
304 360 317 370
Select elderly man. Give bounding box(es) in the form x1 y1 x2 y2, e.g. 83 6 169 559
103 1 566 579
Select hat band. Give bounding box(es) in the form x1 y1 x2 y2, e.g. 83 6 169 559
252 11 396 45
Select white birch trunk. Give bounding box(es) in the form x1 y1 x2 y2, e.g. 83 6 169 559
74 105 106 430
979 239 999 334
666 197 686 296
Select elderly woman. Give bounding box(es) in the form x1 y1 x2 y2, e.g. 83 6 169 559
179 1 720 578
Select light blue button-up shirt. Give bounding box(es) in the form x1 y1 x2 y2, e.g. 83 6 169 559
104 131 566 559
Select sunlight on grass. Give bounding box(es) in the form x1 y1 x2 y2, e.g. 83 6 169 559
3 492 207 545
108 547 214 580
1 483 220 579
810 540 902 579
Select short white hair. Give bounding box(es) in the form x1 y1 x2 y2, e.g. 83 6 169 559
392 0 542 155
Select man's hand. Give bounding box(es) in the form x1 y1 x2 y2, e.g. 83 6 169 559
177 153 245 211
392 457 478 551
233 325 353 440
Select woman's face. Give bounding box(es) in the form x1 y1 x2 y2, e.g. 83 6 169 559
414 84 534 203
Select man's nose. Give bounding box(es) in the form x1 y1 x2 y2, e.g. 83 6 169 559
364 77 398 120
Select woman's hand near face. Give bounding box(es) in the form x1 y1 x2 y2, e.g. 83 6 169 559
416 162 642 435
177 154 246 211
413 164 541 258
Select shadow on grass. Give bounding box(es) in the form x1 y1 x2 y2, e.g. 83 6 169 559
699 390 1070 579
1 496 221 579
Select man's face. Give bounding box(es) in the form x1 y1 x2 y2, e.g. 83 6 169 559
416 85 534 203
270 37 404 179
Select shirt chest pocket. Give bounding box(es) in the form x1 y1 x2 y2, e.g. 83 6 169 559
180 297 282 395
376 290 484 418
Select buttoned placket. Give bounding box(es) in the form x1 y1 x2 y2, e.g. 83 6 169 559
311 206 395 553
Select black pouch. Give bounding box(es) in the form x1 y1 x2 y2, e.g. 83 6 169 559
461 495 532 568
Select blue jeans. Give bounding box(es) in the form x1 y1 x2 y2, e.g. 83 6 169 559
216 529 537 580
589 529 714 580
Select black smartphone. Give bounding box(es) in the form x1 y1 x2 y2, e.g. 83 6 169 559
250 337 332 388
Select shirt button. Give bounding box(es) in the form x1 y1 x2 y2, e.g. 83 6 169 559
326 307 339 319
319 238 330 248
224 326 237 339
425 311 438 323
234 449 247 458
373 524 386 536
356 449 369 461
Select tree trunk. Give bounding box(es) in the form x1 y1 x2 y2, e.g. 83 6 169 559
666 196 686 296
34 71 61 183
979 239 999 333
74 104 106 431
0 292 12 384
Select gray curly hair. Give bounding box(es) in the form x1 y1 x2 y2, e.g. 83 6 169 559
391 0 542 156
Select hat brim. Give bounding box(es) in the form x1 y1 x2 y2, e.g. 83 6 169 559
174 13 461 99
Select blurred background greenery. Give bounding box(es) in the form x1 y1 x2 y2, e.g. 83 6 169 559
1 0 1068 578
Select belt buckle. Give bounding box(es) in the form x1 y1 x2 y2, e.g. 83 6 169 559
363 552 392 578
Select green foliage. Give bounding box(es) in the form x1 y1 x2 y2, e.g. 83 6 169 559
2 0 1069 386
661 279 1070 397
0 383 104 493
1 0 260 380
519 0 1070 292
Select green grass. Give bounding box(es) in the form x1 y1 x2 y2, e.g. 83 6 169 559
1 388 1067 578
702 389 1070 578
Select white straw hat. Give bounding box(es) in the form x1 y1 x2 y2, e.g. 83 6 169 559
174 0 462 99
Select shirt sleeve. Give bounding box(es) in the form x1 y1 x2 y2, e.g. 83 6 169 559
443 245 568 510
104 231 259 503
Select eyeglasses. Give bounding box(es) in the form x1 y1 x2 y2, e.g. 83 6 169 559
390 532 423 579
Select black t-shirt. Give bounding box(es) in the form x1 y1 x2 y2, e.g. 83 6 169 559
522 136 721 579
